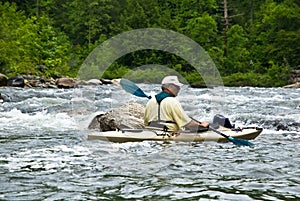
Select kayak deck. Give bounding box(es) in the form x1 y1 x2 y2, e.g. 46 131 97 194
88 127 263 143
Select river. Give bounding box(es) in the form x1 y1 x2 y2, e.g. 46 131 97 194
0 85 299 200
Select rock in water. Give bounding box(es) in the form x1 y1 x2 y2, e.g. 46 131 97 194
56 77 77 88
0 73 8 86
283 82 300 88
87 79 102 85
0 93 11 102
7 76 25 87
88 103 145 131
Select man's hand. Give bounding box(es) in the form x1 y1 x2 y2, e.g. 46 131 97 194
199 122 209 128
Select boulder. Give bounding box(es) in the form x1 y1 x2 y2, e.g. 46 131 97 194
283 82 300 88
0 73 8 86
289 69 300 83
56 77 77 88
20 75 57 88
100 78 113 85
88 102 145 131
87 79 102 85
111 79 121 85
7 76 25 87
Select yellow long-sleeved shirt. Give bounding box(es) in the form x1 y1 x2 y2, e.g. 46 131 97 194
144 96 191 131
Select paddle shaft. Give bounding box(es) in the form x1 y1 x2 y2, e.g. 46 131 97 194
190 117 233 140
190 116 253 145
209 127 231 140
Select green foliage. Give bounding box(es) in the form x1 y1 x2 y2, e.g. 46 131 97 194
223 62 290 87
0 0 298 87
223 72 268 87
32 16 71 77
0 2 34 74
0 2 71 77
184 71 205 85
251 0 300 68
102 65 131 80
225 24 250 74
266 61 290 87
123 66 177 84
185 12 218 48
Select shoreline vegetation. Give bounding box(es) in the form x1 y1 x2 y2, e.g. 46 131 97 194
1 1 299 88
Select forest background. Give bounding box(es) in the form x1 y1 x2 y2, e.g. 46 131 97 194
1 0 299 87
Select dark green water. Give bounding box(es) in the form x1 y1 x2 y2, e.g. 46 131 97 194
0 85 299 200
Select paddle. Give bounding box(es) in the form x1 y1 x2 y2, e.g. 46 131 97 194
189 117 254 146
120 78 254 146
210 127 254 146
120 79 151 99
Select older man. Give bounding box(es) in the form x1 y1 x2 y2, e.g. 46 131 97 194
144 76 209 131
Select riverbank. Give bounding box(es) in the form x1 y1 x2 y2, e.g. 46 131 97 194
0 73 118 89
1 70 300 89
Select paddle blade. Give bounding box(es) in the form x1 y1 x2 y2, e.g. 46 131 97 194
228 136 254 146
209 127 254 146
120 79 151 99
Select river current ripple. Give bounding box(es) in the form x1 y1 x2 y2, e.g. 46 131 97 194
0 85 299 200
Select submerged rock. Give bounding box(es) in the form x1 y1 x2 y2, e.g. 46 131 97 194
0 93 11 103
88 102 145 131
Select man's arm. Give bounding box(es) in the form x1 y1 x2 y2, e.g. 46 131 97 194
186 119 209 129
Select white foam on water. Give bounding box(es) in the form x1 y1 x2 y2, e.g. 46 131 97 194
0 144 93 173
102 97 114 102
0 108 78 131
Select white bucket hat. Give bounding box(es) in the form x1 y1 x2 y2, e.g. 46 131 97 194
161 76 183 87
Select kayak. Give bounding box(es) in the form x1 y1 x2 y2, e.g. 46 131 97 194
87 127 263 143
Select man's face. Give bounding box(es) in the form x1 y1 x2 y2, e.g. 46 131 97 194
168 84 180 96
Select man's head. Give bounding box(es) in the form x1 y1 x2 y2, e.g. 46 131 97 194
161 76 183 96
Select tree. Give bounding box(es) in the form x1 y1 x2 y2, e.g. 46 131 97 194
0 2 36 74
184 12 218 48
251 0 300 69
226 24 250 74
0 2 71 77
